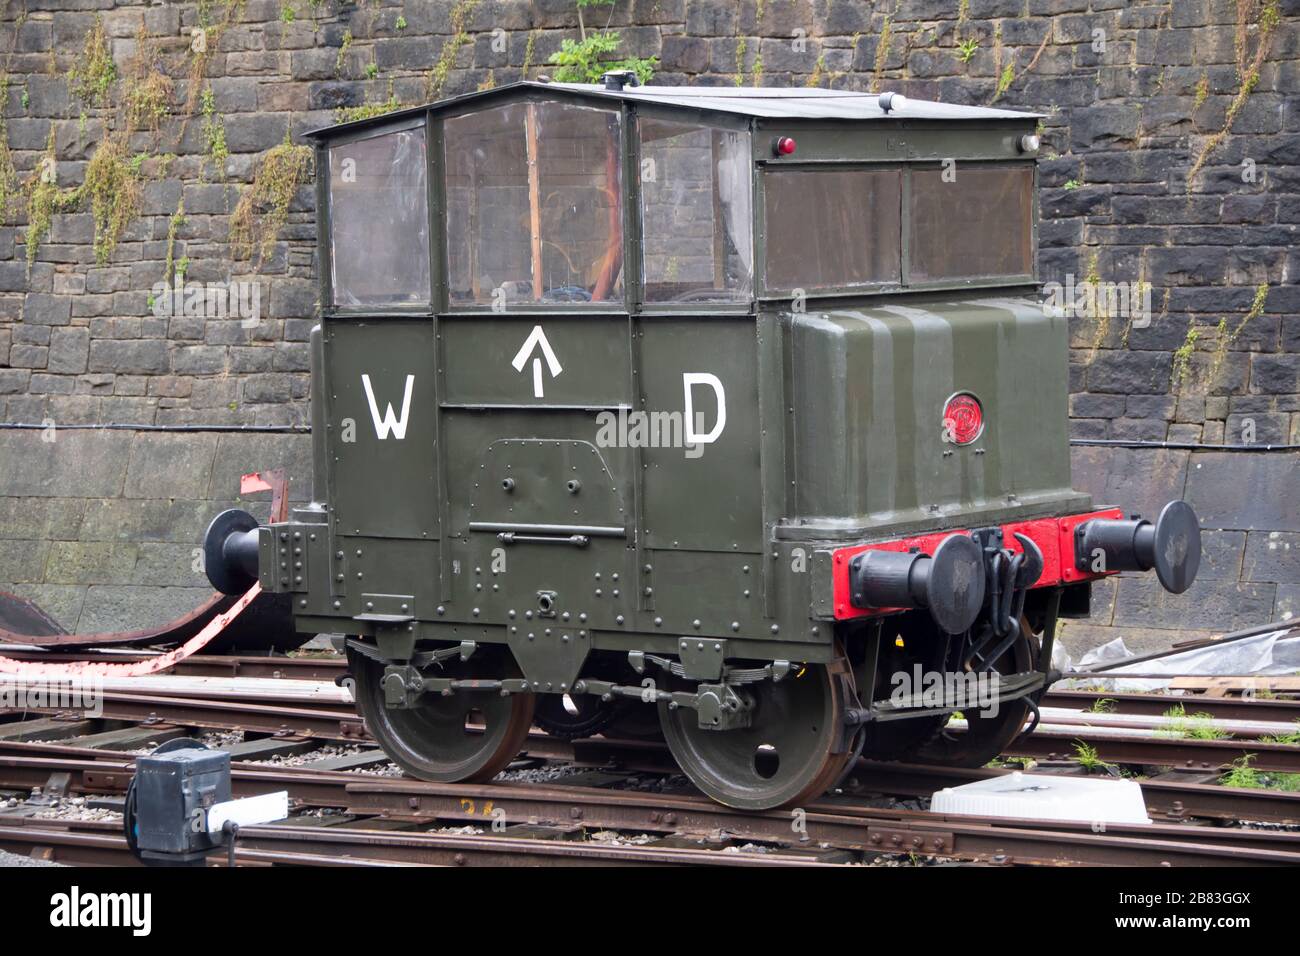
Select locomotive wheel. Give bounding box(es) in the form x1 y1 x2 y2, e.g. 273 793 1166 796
348 646 534 782
908 619 1040 769
603 700 665 741
533 693 619 740
659 662 846 811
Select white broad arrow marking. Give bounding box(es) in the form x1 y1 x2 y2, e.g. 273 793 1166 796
511 325 563 398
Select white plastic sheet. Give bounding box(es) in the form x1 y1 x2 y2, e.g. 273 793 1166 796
1056 627 1300 692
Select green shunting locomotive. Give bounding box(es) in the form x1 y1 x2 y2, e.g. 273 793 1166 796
205 77 1202 810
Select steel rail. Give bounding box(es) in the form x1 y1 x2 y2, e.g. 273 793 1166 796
0 818 841 868
1004 727 1300 773
2 690 366 740
1041 689 1300 726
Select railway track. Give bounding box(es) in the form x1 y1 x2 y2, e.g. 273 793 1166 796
3 663 1300 867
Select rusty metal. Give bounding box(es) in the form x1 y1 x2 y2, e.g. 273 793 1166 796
1043 689 1300 725
1006 728 1300 773
3 690 365 740
0 650 349 682
0 590 232 650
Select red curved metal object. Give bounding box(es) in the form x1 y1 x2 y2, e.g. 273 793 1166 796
0 584 262 677
0 590 234 650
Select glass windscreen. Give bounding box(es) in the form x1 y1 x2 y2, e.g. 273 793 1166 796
328 127 430 307
763 168 902 292
909 165 1034 281
640 119 752 303
445 101 624 306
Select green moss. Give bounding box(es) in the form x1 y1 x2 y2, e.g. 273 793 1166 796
396 15 408 31
68 16 116 109
229 135 313 268
280 1 296 23
1193 73 1210 110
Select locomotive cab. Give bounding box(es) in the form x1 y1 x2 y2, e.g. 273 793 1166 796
206 79 1202 811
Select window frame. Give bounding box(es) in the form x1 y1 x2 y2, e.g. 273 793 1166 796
318 114 436 318
755 158 1038 302
901 160 1038 291
758 162 907 298
633 106 756 315
439 93 635 316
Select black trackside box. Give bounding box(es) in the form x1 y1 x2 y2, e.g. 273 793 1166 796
135 747 231 859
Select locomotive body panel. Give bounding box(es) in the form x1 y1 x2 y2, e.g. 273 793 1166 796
786 294 1091 538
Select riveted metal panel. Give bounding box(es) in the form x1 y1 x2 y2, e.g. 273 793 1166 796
440 315 631 407
637 316 763 553
323 320 441 540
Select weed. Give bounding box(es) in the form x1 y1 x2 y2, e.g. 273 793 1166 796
1073 740 1117 773
229 135 313 268
68 16 116 109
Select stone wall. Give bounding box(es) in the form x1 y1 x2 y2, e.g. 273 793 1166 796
0 0 1296 642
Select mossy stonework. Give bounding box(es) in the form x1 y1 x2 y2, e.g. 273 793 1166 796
0 0 1296 646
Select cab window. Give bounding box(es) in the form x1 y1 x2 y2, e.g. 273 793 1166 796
639 120 752 303
763 168 902 292
444 101 624 306
327 126 430 308
909 165 1034 281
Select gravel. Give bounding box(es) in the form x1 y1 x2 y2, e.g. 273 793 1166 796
0 848 65 867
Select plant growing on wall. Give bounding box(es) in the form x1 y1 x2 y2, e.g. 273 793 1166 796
548 0 656 84
0 75 18 222
125 29 175 134
24 130 141 266
229 134 313 268
68 15 117 109
1186 0 1281 190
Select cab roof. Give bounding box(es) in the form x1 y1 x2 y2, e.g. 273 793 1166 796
303 81 1039 142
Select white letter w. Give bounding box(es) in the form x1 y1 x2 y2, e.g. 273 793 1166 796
362 374 415 440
